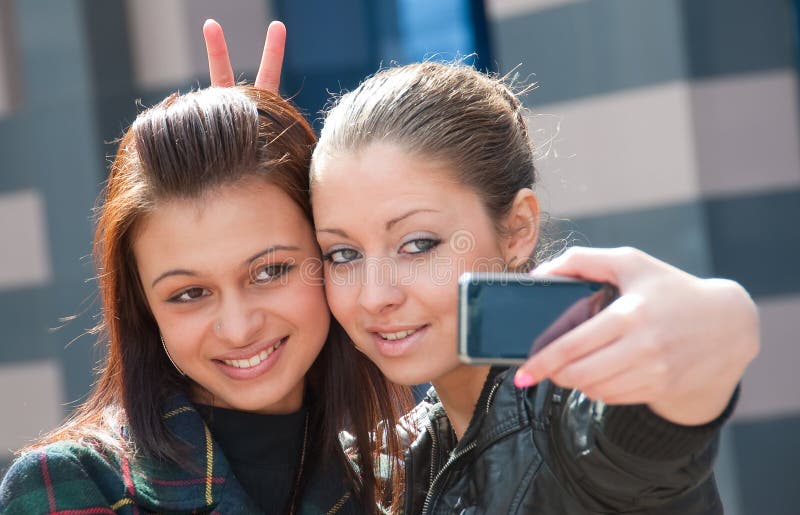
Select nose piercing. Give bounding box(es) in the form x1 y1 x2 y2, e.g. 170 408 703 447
215 320 223 335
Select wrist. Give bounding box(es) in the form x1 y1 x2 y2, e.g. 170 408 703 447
648 381 739 426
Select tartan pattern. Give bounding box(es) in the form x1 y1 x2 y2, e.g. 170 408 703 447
0 395 359 514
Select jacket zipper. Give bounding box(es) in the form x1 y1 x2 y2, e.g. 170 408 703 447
421 441 478 515
421 379 501 514
485 381 501 416
426 420 439 495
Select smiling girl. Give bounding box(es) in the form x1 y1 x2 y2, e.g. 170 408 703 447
0 86 411 514
308 62 758 514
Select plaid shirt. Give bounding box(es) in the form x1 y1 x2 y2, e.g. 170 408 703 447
0 396 358 514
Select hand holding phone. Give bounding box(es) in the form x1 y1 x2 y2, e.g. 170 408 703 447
458 273 618 365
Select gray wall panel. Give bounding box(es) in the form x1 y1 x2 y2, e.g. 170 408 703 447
682 0 797 79
491 0 797 106
732 415 800 515
706 189 800 297
555 190 800 298
492 0 689 105
0 0 103 412
553 201 714 277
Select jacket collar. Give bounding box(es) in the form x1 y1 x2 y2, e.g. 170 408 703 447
415 367 535 454
121 394 254 513
119 394 357 514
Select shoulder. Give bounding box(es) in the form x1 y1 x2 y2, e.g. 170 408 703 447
338 397 433 478
1 440 125 514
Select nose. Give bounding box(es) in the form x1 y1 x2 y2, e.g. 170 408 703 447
215 291 266 346
357 256 405 315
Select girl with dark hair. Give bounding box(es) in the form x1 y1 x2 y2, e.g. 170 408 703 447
0 85 412 514
205 24 759 514
309 62 757 513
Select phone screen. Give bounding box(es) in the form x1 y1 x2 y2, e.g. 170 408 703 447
459 273 616 365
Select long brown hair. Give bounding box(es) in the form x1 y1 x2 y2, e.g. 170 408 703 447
30 86 413 511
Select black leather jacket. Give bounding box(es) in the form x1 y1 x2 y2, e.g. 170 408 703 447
401 368 725 514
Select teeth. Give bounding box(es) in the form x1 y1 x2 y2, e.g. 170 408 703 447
222 339 284 368
378 329 418 341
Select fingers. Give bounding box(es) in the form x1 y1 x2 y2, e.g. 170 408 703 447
514 295 640 387
580 364 657 405
204 19 235 87
254 20 286 92
532 246 651 286
520 331 672 405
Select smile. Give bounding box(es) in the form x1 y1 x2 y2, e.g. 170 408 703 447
378 328 421 341
370 325 430 358
221 337 286 369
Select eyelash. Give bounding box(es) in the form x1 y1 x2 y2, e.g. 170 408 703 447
322 248 361 265
401 238 441 254
251 262 294 284
322 238 442 265
166 263 294 303
168 287 209 303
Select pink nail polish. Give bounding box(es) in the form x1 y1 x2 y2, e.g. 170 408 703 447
514 370 534 388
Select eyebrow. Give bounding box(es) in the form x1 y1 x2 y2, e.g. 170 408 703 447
150 245 301 288
317 209 440 238
386 209 439 230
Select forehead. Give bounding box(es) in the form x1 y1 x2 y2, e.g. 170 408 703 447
312 143 470 207
134 179 312 267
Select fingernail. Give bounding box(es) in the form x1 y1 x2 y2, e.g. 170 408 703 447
514 370 535 388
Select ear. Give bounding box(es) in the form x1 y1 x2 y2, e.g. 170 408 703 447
500 189 540 269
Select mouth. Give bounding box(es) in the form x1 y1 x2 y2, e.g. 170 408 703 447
220 337 286 369
369 324 429 357
214 336 288 379
376 327 422 341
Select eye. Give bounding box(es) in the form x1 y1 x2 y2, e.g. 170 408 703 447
323 248 361 264
252 263 293 284
169 287 210 303
400 238 441 254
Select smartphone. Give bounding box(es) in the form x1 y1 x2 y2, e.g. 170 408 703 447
458 272 618 365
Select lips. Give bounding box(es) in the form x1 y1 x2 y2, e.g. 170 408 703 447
221 338 285 369
376 328 421 341
368 324 429 358
214 336 288 379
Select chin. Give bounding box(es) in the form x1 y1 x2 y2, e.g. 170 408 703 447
375 362 436 387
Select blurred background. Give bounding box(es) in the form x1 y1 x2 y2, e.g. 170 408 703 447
0 0 798 512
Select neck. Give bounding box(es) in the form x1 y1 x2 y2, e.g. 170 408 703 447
432 364 491 440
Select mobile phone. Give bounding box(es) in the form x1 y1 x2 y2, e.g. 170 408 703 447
458 272 618 365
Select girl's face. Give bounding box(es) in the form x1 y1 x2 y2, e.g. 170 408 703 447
312 143 509 386
134 177 329 414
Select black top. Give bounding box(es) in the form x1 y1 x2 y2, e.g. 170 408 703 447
195 403 307 515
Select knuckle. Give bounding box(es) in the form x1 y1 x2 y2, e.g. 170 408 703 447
559 246 584 264
616 246 640 258
562 340 585 361
567 367 588 386
648 362 671 394
582 384 599 400
642 336 666 359
614 246 644 266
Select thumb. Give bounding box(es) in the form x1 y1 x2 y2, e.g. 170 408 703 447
532 246 644 286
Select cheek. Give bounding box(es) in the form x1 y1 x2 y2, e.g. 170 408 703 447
153 311 209 363
286 281 331 339
323 279 355 328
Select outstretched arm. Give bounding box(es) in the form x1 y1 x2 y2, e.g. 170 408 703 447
203 18 286 92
